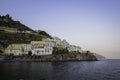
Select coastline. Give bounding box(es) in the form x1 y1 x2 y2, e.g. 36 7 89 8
0 53 98 62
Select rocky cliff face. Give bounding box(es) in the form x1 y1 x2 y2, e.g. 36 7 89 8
36 53 97 61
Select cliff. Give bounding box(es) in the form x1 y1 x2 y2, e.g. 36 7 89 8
36 53 97 61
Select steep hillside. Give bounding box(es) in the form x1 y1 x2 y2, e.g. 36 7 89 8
0 14 51 51
0 14 33 31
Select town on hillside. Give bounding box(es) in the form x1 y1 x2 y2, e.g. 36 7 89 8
4 37 83 56
0 14 83 56
0 14 98 61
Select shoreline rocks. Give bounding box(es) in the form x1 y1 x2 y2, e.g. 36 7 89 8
0 53 98 61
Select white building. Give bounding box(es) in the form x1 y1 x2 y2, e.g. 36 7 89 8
52 37 83 53
53 37 61 47
31 40 53 55
22 44 31 54
4 37 83 56
31 46 53 55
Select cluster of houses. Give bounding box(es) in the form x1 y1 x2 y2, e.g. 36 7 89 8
4 37 83 56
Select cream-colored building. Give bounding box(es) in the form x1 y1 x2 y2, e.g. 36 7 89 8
31 41 44 49
5 44 31 55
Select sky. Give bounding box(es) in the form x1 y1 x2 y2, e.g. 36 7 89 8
0 0 120 59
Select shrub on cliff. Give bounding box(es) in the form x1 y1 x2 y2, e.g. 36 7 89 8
52 47 69 55
0 31 43 47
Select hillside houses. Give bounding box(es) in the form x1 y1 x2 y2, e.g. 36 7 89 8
52 37 82 53
4 37 83 56
1 14 83 56
31 41 53 55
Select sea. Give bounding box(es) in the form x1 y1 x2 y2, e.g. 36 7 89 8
0 59 120 80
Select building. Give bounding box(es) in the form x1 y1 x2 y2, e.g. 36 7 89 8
31 41 44 49
4 37 83 56
4 44 31 55
52 37 82 53
53 37 61 47
22 44 31 55
31 46 53 55
42 38 55 47
31 41 53 55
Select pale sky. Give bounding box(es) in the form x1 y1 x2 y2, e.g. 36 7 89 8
0 0 120 59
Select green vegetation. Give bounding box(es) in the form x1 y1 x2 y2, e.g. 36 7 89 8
52 47 69 54
0 31 47 47
28 51 32 56
0 50 3 54
37 30 52 38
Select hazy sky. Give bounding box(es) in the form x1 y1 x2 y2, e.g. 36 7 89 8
0 0 120 59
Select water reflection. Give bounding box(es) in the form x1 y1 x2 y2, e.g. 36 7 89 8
0 60 120 80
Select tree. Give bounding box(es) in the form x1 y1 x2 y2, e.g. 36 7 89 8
52 47 69 55
37 30 51 38
28 51 32 56
86 50 90 55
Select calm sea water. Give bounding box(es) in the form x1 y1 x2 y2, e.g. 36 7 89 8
0 59 120 80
